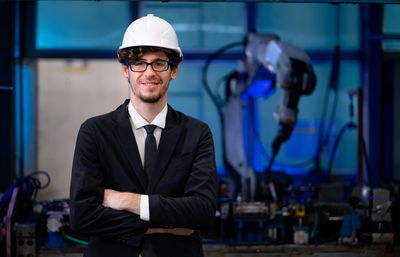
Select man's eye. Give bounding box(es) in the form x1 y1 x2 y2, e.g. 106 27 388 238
154 62 165 67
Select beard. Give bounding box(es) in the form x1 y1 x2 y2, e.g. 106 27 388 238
129 78 169 104
138 87 168 103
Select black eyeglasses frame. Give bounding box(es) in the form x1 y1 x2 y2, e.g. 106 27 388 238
124 60 175 72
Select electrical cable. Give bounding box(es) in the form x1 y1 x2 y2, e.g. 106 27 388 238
0 171 50 215
0 170 51 240
362 138 373 188
0 185 16 216
63 233 88 246
320 4 341 152
315 76 331 162
310 211 319 239
315 46 341 170
324 122 357 184
201 40 245 166
320 91 339 153
314 6 341 174
250 115 315 169
201 41 245 122
215 73 235 103
18 170 51 208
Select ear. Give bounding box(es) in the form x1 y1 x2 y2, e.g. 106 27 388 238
122 64 129 78
170 65 179 80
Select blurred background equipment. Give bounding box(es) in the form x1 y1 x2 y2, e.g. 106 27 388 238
224 33 317 201
202 28 396 249
15 223 36 257
0 171 50 257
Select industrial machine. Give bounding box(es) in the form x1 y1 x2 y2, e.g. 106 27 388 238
222 33 316 202
202 32 318 244
203 33 396 246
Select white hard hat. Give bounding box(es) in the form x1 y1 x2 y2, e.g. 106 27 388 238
120 14 183 58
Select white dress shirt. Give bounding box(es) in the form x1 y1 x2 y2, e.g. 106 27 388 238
128 101 168 221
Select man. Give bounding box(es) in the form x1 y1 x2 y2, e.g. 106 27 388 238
69 14 218 257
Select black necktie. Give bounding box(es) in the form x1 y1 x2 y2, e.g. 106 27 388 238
144 125 157 178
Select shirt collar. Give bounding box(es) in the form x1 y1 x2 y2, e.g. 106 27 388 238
128 101 167 129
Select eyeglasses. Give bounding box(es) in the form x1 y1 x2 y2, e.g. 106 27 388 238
126 60 174 72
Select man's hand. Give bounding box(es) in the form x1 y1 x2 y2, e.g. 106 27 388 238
103 189 141 215
146 228 194 236
104 190 194 237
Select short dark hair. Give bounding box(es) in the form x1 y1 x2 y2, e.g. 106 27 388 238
118 46 182 69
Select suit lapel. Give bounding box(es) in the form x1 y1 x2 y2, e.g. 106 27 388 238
148 106 183 193
113 100 148 191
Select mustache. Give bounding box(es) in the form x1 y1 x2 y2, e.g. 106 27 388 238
139 78 161 83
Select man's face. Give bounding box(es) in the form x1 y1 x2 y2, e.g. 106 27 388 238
122 50 178 104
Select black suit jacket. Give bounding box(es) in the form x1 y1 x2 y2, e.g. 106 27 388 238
69 100 218 257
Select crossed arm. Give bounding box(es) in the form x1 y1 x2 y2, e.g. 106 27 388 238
103 189 194 236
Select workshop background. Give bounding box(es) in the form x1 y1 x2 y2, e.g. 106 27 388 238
1 0 400 257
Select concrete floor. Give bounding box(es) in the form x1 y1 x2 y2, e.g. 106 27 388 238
203 244 396 257
37 244 398 257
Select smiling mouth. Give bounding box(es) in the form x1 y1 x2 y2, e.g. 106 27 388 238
141 81 160 86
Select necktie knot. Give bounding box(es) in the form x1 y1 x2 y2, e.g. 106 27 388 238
144 125 157 135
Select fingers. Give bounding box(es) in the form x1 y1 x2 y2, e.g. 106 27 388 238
102 189 122 209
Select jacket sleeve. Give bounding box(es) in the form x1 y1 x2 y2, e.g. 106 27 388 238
69 120 148 247
148 126 218 231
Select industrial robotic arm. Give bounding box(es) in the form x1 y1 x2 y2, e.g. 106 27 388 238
224 33 316 201
245 33 316 163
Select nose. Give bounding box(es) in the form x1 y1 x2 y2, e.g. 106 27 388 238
143 64 157 76
142 65 156 79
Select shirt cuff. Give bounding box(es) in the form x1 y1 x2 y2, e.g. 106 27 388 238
140 195 150 221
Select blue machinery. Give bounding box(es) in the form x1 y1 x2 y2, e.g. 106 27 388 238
203 32 397 245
